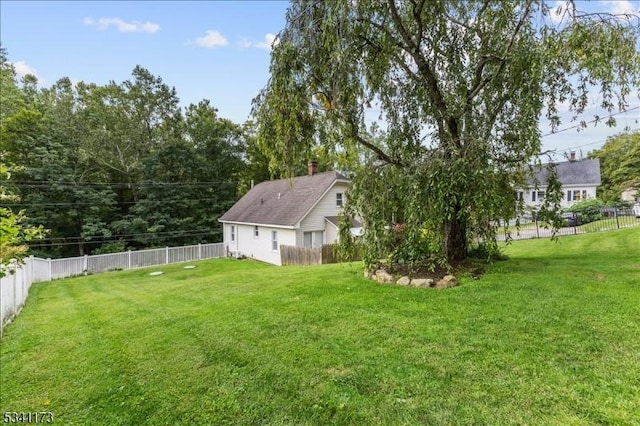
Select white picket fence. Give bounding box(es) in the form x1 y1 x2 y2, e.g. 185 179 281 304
0 242 226 336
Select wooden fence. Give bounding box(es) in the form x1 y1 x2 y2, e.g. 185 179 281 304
279 244 346 266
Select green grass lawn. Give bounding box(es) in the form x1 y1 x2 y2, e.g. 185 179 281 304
1 228 639 425
580 216 640 233
497 216 640 237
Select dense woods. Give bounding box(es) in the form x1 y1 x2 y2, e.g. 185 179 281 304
1 47 269 258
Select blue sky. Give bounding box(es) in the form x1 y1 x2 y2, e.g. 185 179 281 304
1 1 289 124
1 0 638 161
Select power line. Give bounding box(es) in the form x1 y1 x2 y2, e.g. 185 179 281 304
541 106 639 138
29 231 221 248
29 232 220 250
6 181 239 189
3 196 234 208
36 228 218 242
6 180 239 185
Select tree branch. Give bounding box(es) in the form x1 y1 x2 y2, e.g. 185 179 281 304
343 114 403 166
387 0 457 146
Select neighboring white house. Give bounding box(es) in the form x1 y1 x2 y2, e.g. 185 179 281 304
517 154 601 209
621 186 639 203
218 163 361 265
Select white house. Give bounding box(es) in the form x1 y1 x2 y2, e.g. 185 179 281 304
518 154 601 209
218 163 360 265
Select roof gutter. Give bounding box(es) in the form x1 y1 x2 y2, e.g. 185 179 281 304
217 219 296 230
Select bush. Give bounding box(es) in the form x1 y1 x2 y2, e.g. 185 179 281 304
92 240 127 255
565 198 605 224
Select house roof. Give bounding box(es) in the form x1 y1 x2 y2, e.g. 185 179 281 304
219 171 350 227
325 216 362 228
527 158 601 187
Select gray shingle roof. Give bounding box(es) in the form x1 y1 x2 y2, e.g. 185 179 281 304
219 171 350 227
325 216 362 228
528 158 601 186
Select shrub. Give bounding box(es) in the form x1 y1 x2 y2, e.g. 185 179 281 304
92 240 127 255
565 198 605 224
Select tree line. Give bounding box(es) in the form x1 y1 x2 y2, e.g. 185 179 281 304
1 47 270 259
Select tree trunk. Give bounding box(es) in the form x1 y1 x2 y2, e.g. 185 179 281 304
444 203 468 262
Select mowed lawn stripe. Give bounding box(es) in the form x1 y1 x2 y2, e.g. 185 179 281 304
1 228 639 425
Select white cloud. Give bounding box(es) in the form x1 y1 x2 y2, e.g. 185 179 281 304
600 0 639 16
12 61 41 81
83 17 160 33
239 33 279 50
195 30 228 48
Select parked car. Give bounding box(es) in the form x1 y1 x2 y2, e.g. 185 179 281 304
561 212 580 227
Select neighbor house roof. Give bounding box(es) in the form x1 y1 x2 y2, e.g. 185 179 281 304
325 216 362 228
527 158 601 187
219 171 350 227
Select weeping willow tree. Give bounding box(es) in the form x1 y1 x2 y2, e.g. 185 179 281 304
252 0 639 269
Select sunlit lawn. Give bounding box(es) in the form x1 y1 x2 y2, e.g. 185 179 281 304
1 228 639 425
497 215 639 239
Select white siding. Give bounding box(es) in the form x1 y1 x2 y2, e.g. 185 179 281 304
232 224 295 266
297 182 350 245
562 184 597 207
325 221 339 244
224 223 238 255
521 184 599 209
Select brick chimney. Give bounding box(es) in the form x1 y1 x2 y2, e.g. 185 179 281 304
308 160 318 176
569 151 576 162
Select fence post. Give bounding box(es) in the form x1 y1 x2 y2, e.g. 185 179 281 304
28 255 34 287
615 209 620 229
21 260 26 306
128 251 132 270
47 258 52 282
83 254 88 274
198 243 202 260
166 247 169 264
12 261 17 323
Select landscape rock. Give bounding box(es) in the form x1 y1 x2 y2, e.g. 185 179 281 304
396 276 411 286
410 278 434 288
375 269 394 284
435 274 458 289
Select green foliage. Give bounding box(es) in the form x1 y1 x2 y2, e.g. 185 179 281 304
0 166 46 275
252 0 640 268
536 164 565 232
589 131 640 203
91 240 127 255
1 48 251 258
2 228 639 424
565 198 605 224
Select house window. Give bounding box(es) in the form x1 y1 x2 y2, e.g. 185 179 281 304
303 232 313 248
254 226 259 238
532 191 536 202
567 190 572 202
271 231 278 251
336 192 343 207
517 191 524 201
573 190 582 201
231 225 235 242
303 231 324 248
582 190 587 199
537 191 545 201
